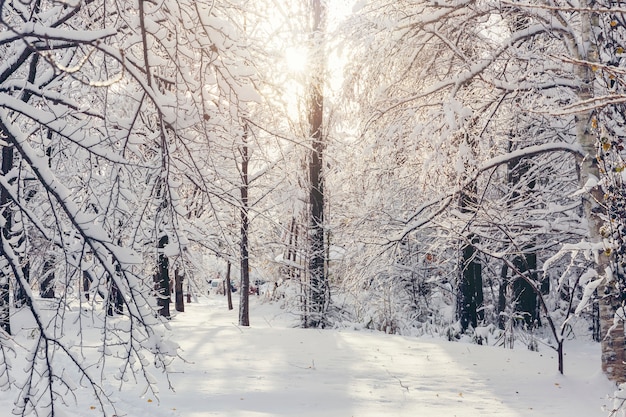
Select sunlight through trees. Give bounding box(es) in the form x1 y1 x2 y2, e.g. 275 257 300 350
1 0 626 415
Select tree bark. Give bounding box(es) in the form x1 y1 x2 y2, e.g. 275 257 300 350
458 182 483 332
155 235 170 318
507 155 541 327
82 270 90 301
576 0 626 384
40 257 55 299
306 0 327 329
5 53 40 322
175 268 184 312
107 263 124 316
512 252 539 327
459 233 483 331
287 217 297 280
14 260 30 308
498 263 509 330
226 261 233 311
0 143 12 334
239 127 250 327
106 279 123 316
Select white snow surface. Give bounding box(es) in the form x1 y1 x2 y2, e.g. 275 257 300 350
1 296 615 417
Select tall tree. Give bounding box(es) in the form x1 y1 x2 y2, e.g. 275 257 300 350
458 137 483 332
155 235 171 318
0 0 260 414
239 124 251 326
582 0 626 383
338 0 606 362
0 138 13 335
305 0 328 328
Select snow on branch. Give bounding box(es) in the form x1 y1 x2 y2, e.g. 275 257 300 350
549 94 626 115
397 142 584 240
501 0 626 14
370 23 568 122
0 23 116 46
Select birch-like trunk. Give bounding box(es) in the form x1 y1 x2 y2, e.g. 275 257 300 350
577 0 625 383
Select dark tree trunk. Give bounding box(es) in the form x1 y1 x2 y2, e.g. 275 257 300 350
14 261 30 308
13 194 33 309
0 274 9 336
507 155 541 328
239 127 250 327
40 257 55 299
107 263 124 316
497 263 509 330
175 268 184 312
0 139 13 334
155 235 170 318
459 233 483 331
512 252 539 327
2 54 40 330
82 269 107 301
592 290 601 342
458 181 483 332
287 217 297 280
106 280 124 315
82 270 90 301
226 261 233 311
306 0 327 328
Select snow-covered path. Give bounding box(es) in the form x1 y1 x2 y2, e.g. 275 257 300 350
110 297 613 417
0 295 614 416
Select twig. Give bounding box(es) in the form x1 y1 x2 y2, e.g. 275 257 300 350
386 369 410 392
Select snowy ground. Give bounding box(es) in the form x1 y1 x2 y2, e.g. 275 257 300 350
1 295 616 417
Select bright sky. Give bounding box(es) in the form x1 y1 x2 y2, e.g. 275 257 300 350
285 46 309 73
278 0 355 119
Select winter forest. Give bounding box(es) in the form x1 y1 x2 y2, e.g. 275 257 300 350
1 0 626 415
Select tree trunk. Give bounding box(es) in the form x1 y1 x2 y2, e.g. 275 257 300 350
107 263 124 316
512 252 539 327
0 268 8 335
0 140 13 334
306 0 327 329
82 270 90 301
459 233 483 331
40 257 55 299
498 263 509 330
2 54 40 330
576 0 625 384
175 268 184 312
287 217 297 280
155 235 170 318
599 288 625 382
106 279 123 316
14 241 29 308
458 181 483 332
226 261 233 311
593 290 601 342
239 127 250 327
506 155 541 328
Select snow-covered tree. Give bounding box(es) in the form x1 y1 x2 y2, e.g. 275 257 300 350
336 0 617 377
304 0 329 328
0 0 260 414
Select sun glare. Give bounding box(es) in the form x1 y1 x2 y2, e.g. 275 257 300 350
284 46 309 73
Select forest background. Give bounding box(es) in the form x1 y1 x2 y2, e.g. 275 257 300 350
1 0 626 415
